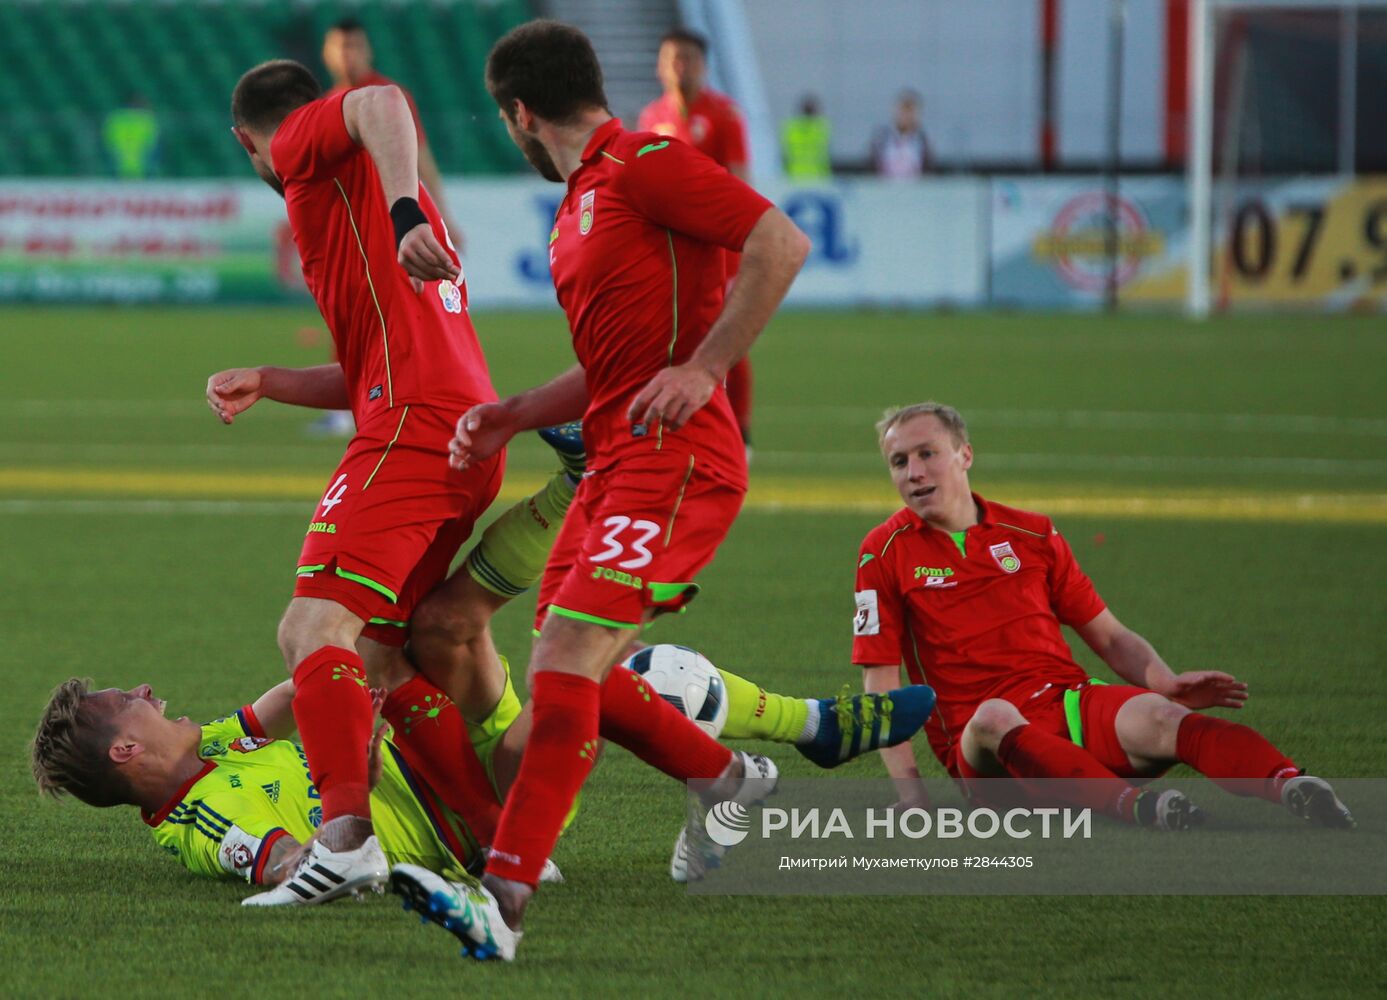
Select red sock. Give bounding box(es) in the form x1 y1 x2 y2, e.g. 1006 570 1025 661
726 356 753 443
997 724 1145 823
485 671 600 886
382 675 501 846
292 647 374 822
599 667 733 781
1175 713 1299 802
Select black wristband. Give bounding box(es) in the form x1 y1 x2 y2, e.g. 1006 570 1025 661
390 197 430 248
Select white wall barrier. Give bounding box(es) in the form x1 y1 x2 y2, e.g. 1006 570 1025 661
0 177 988 308
4 175 1382 310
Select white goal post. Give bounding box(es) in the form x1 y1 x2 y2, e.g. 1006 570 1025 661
1186 0 1379 316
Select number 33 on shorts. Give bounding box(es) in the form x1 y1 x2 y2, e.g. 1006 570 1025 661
591 516 662 570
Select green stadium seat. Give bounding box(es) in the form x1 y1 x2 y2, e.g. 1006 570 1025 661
2 0 536 177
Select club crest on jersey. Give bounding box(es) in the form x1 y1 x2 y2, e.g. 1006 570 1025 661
989 541 1022 573
223 842 253 871
230 736 272 753
437 279 462 314
579 190 596 235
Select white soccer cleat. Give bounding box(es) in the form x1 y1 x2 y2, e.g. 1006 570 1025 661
1150 789 1205 832
538 858 565 885
390 863 521 962
1281 775 1355 829
241 835 388 906
671 751 778 883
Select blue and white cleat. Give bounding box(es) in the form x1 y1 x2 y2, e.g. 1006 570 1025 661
796 685 936 770
390 864 520 962
536 421 586 481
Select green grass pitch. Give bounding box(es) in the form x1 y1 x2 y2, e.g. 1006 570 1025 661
2 307 1384 997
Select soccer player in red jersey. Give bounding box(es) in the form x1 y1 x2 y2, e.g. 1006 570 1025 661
446 20 811 949
210 60 505 904
637 27 757 453
855 402 1354 831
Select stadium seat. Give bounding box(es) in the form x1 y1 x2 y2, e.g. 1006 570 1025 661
0 0 536 178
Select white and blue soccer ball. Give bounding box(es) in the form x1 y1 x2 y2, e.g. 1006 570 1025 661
622 644 729 739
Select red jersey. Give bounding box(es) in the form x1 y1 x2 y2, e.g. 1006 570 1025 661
330 71 429 145
271 92 494 421
637 88 749 172
851 495 1106 767
547 119 771 481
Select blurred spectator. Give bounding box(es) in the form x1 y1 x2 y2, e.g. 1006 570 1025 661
780 93 831 181
103 95 160 179
638 28 750 181
871 89 932 179
638 27 757 454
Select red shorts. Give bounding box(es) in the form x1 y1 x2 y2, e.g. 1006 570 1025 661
294 404 503 646
534 449 745 631
951 681 1156 786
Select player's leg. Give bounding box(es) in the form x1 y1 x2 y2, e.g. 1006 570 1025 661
360 636 504 845
276 596 375 845
1106 689 1352 826
714 664 936 768
960 697 1197 830
410 438 581 721
481 613 629 925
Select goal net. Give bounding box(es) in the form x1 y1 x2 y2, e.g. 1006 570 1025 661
1187 0 1387 314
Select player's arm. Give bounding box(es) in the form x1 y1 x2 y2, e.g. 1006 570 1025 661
340 86 456 286
862 662 929 808
205 364 348 424
248 680 297 740
449 364 589 471
628 207 809 430
1076 609 1248 710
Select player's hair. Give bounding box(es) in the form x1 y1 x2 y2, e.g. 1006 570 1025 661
31 679 134 808
660 27 709 55
231 59 323 133
486 19 609 124
876 402 969 450
329 17 366 35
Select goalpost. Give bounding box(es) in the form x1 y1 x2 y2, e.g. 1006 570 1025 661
1186 0 1384 316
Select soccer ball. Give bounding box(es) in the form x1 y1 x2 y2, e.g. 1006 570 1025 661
622 644 729 739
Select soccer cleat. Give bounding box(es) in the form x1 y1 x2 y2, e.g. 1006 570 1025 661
1281 775 1355 829
305 410 355 437
1146 789 1206 832
797 684 936 769
390 864 520 962
671 751 779 884
241 835 388 906
536 421 586 481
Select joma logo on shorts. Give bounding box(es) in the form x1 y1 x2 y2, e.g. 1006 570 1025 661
914 566 954 579
590 567 644 589
307 521 337 535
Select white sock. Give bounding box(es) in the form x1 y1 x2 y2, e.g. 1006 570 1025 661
796 700 821 743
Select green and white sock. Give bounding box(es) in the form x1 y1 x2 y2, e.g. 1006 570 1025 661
718 666 816 744
464 471 575 597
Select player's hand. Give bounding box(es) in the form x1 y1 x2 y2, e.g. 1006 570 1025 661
626 361 720 432
397 223 459 293
449 402 518 470
1161 670 1249 710
206 367 264 425
366 721 388 790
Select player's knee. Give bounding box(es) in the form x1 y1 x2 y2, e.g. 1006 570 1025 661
276 598 360 670
967 699 1026 747
1147 697 1191 738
